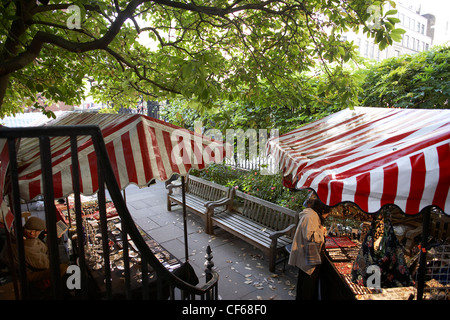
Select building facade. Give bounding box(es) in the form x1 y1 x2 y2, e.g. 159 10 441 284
343 1 434 61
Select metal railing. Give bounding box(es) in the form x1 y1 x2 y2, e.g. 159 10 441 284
0 125 218 300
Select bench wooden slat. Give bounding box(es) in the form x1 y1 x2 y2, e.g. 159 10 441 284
167 175 299 272
210 189 298 271
213 213 292 248
167 175 232 235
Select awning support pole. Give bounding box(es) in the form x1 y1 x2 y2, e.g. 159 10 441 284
416 207 431 300
181 176 189 262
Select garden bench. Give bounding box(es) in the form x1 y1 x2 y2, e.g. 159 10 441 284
167 175 232 233
207 189 298 272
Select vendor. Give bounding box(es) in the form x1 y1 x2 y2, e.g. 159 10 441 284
289 195 330 300
19 217 68 289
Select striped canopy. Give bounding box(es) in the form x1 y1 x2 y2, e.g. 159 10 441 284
267 107 450 215
2 112 231 201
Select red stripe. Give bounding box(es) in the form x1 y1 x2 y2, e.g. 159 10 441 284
105 141 120 189
136 121 154 183
150 127 167 181
121 131 138 184
316 181 329 205
329 180 344 205
432 144 450 210
102 114 140 138
87 152 98 193
53 170 63 199
164 130 189 175
29 179 41 200
355 173 370 212
406 153 426 214
380 163 398 207
335 130 450 180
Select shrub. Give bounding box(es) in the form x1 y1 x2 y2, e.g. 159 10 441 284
191 164 308 211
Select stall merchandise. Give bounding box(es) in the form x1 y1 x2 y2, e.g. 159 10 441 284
77 215 181 298
55 195 118 224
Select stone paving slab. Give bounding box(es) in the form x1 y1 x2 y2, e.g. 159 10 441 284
125 182 297 300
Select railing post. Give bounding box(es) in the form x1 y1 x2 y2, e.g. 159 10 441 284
204 245 214 283
39 136 63 299
417 207 431 300
7 138 29 299
0 125 220 301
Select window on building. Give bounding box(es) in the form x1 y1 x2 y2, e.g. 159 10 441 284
405 35 409 48
412 37 416 50
421 24 425 34
416 39 420 51
412 19 415 30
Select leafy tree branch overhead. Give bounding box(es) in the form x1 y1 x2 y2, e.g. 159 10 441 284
0 0 403 117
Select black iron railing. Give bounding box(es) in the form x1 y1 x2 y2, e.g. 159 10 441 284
0 125 218 300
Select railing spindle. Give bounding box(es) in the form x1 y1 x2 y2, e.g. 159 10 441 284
39 136 63 299
70 136 89 299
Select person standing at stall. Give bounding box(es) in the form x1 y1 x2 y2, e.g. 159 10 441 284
289 195 330 300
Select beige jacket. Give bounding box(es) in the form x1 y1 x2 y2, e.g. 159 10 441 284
22 238 50 271
288 208 325 275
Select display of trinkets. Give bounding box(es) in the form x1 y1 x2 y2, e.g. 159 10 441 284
78 213 181 276
343 274 374 296
327 248 350 261
56 197 117 225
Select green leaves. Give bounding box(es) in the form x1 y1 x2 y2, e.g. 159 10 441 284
359 46 450 109
0 0 409 117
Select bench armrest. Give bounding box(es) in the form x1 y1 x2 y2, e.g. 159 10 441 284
269 223 296 239
204 197 232 210
166 182 182 195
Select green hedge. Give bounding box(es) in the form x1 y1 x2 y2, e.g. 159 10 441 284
190 164 309 211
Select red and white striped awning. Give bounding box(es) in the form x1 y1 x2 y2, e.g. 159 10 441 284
2 112 231 201
267 107 450 215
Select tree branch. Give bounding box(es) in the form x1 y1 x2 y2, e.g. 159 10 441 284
0 0 144 77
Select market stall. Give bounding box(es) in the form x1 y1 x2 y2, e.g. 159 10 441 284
267 107 450 300
0 112 230 299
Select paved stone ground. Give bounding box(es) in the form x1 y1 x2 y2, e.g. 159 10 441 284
124 181 298 300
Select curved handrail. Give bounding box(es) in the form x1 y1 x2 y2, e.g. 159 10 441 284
89 125 219 298
0 125 219 299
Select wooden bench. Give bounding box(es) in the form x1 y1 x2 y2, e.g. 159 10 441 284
167 175 232 233
207 189 298 272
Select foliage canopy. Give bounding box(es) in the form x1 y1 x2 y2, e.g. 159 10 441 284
0 0 403 117
359 46 450 109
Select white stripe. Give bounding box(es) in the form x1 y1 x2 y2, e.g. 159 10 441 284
78 155 93 195
61 165 73 197
393 156 412 211
113 138 128 189
341 176 357 204
368 168 384 212
146 124 163 181
420 147 440 210
157 127 180 177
